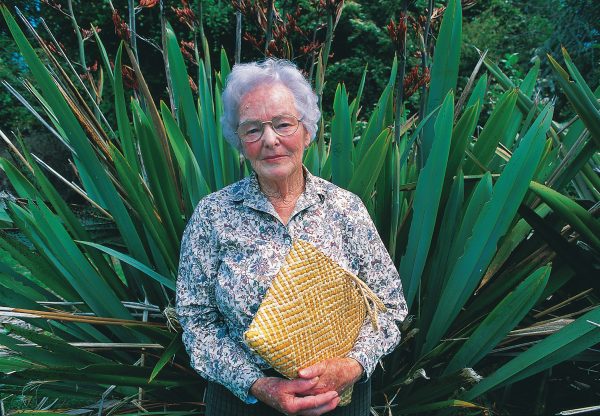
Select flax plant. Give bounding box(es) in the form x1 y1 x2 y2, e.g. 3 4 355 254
0 0 598 414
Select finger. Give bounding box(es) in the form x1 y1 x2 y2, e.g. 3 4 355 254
291 390 338 412
298 395 340 416
286 376 320 394
298 361 326 379
295 383 334 397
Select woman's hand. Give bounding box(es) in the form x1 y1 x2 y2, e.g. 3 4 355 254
296 358 364 396
250 376 340 415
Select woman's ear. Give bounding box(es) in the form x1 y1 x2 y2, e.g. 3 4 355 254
238 139 247 157
303 129 311 148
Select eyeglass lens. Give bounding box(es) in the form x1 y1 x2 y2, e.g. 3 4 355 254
238 115 299 142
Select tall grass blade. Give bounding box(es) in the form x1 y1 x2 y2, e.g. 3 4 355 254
501 59 540 150
446 103 479 180
5 324 110 365
198 60 224 189
349 65 367 137
420 170 464 320
529 181 600 252
114 44 139 173
445 265 551 374
348 129 392 202
131 101 183 249
464 89 518 174
548 54 600 147
2 8 156 278
465 73 487 121
399 400 484 414
355 57 397 161
479 203 552 290
422 0 462 162
78 241 175 290
330 84 353 187
423 104 553 353
463 306 600 399
164 22 208 185
149 334 183 383
400 91 454 308
161 101 210 208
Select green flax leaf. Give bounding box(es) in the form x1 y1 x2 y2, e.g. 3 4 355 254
445 265 550 374
529 181 600 252
331 84 353 188
400 91 454 308
423 103 553 353
463 306 600 399
78 241 175 291
422 0 462 162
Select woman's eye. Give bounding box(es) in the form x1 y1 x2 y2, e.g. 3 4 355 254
245 126 261 134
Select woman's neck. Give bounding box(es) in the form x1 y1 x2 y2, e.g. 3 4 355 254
257 169 305 206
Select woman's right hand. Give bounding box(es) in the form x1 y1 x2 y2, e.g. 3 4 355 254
250 376 340 415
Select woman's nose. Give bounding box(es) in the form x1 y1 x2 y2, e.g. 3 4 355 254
261 123 280 146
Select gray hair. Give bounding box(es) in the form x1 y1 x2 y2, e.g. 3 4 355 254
220 59 320 151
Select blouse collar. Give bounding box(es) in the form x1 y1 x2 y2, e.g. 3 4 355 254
230 166 325 222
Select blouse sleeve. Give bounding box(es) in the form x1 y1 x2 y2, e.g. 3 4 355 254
346 197 408 378
176 203 265 403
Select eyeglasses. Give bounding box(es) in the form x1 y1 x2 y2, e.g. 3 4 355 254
236 114 302 143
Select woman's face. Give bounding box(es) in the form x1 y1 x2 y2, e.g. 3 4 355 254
238 83 310 183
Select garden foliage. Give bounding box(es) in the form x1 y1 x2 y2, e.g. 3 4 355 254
0 0 599 414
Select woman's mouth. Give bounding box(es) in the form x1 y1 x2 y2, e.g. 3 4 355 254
263 155 287 161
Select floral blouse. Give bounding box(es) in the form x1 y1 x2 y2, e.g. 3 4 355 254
176 168 408 403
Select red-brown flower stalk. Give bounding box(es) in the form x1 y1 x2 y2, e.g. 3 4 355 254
403 66 430 99
112 9 130 42
81 27 101 41
387 15 407 54
172 1 197 30
180 40 197 65
138 0 159 8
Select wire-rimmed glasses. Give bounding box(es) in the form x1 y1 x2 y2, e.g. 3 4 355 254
236 114 303 143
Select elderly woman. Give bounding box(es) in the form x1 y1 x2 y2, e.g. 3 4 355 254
177 59 407 416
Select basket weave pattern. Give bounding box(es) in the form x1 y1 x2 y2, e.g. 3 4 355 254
244 239 382 405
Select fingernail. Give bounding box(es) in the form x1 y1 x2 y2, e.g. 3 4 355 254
310 376 319 383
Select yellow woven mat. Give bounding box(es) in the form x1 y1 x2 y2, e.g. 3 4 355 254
244 239 385 406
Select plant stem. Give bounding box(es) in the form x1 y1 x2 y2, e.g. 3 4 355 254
196 0 212 92
264 0 275 55
315 12 334 115
160 0 177 116
67 0 99 119
416 0 434 170
315 7 339 167
128 0 139 63
138 293 149 403
34 16 114 138
235 10 242 64
307 24 318 83
418 0 434 122
394 1 409 145
67 0 86 74
321 13 334 76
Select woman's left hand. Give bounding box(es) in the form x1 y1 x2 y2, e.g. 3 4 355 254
296 358 364 396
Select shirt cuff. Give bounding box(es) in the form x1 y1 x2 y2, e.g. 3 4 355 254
245 395 258 404
240 369 265 404
346 350 374 382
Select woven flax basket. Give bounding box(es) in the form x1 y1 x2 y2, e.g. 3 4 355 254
244 239 385 406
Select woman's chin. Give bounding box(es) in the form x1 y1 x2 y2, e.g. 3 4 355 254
254 161 300 181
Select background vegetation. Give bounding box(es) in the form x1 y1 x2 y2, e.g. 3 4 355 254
0 0 599 415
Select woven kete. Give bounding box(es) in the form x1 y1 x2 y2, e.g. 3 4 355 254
244 239 385 406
